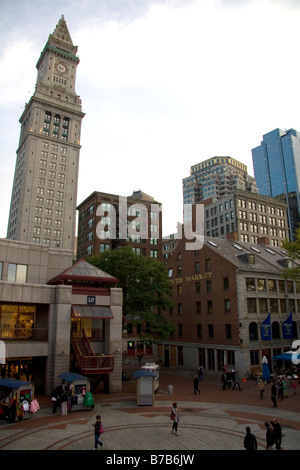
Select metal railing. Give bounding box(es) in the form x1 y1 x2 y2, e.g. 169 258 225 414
0 328 48 341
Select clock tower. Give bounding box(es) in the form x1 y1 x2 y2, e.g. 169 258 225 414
7 16 84 253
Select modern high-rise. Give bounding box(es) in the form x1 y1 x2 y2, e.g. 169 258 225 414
252 128 300 240
183 156 258 224
7 16 84 253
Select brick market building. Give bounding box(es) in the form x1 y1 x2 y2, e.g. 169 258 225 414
157 236 300 375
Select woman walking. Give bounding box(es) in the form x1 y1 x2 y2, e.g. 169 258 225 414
170 402 180 436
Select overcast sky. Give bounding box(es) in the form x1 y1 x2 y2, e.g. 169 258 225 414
1 0 300 238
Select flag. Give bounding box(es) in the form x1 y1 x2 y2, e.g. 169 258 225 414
261 313 271 340
282 313 293 339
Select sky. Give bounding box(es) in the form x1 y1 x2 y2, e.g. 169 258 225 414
1 0 300 238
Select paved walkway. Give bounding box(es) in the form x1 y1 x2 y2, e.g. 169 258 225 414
0 367 299 452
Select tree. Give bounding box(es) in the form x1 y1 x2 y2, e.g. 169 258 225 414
87 247 175 340
281 227 300 284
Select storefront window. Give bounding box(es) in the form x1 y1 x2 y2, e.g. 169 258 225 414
257 279 267 291
0 304 35 338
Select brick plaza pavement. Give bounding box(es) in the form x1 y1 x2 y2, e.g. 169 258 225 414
0 367 299 453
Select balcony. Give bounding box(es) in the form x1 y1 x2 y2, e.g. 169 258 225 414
0 327 48 341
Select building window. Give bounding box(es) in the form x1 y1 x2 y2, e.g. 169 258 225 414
224 299 231 313
178 304 182 315
225 324 232 339
195 262 200 273
207 300 213 314
246 278 255 291
7 264 27 283
195 282 201 294
208 324 214 338
178 324 183 337
197 324 202 339
249 322 258 340
205 259 211 271
196 301 201 314
247 298 257 314
223 278 229 290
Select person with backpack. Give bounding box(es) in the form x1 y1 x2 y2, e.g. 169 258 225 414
244 426 258 451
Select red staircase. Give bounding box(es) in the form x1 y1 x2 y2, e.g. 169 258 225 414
71 331 114 375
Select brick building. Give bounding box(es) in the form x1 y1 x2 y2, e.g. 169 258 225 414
158 236 300 375
77 190 162 261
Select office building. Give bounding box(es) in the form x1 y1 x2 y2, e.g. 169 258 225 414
203 189 288 246
7 16 84 253
183 157 258 224
252 128 300 239
76 190 162 260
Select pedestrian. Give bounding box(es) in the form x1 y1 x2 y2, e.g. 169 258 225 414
271 418 282 450
170 402 180 436
221 371 227 390
277 379 283 400
232 370 242 391
198 365 203 381
193 375 200 394
60 390 68 416
291 379 298 395
243 426 258 451
271 380 277 407
93 414 104 449
265 421 275 450
258 379 265 399
51 388 59 414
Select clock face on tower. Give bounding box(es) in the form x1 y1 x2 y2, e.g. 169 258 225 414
54 62 68 74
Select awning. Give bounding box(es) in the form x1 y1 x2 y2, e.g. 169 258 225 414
71 305 113 319
0 378 32 389
58 372 90 383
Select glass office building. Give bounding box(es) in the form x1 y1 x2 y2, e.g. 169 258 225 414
252 128 300 240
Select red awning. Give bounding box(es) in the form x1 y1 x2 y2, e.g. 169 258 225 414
71 305 113 319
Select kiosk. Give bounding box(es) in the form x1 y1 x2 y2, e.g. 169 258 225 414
57 372 94 411
0 378 35 422
133 370 156 406
141 363 160 393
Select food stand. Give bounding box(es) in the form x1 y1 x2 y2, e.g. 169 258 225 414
141 363 160 393
57 372 94 412
133 370 156 406
0 378 35 422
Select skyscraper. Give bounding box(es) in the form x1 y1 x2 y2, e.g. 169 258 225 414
7 16 84 253
183 156 258 223
252 128 300 239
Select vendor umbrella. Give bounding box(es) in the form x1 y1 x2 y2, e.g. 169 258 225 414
273 350 300 363
262 356 271 381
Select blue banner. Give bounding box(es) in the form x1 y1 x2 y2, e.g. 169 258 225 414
261 312 271 340
282 313 293 339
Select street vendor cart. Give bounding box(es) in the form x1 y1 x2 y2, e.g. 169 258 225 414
0 378 36 422
141 363 160 393
57 372 94 412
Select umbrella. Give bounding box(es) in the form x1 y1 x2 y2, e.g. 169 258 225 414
273 351 300 363
262 356 271 381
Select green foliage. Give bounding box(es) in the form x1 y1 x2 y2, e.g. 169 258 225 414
87 247 175 340
281 227 300 283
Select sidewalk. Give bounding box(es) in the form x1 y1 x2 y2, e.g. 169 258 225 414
0 367 299 451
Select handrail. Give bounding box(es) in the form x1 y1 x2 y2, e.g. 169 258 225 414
0 328 48 341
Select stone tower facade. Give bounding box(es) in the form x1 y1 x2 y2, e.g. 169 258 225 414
7 16 84 253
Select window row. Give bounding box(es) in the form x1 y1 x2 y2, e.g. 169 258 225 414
246 277 298 294
173 299 231 316
176 323 232 340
